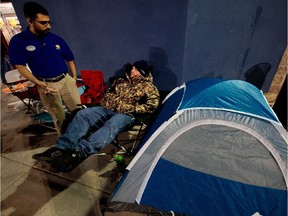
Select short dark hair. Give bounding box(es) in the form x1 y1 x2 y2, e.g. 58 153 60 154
23 1 49 20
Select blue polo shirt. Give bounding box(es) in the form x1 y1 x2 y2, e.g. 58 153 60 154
9 27 74 78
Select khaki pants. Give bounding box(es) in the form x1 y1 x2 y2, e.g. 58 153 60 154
37 74 81 134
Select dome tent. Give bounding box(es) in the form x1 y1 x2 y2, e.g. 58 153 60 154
109 78 287 216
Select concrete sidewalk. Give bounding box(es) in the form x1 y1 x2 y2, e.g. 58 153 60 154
0 89 136 216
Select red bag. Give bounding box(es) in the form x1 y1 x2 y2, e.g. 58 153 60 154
79 70 106 105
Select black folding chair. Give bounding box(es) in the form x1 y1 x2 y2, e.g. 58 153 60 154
2 69 40 114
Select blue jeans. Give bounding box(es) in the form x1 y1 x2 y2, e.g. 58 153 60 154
55 106 134 157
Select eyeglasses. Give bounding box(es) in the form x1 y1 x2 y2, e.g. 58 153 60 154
34 20 52 26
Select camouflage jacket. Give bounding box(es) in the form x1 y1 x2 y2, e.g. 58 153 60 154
100 74 160 116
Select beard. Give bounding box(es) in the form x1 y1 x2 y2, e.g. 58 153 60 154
35 28 50 38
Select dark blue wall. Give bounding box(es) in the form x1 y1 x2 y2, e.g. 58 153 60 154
183 0 287 91
11 0 286 91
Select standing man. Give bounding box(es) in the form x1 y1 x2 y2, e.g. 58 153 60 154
9 1 81 134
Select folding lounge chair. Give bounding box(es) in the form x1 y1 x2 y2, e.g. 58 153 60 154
62 70 161 165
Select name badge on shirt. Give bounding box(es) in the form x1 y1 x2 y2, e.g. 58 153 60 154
26 45 36 51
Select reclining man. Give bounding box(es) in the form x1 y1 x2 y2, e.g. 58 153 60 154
32 60 160 173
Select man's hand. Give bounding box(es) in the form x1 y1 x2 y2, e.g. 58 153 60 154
35 80 47 89
45 86 58 95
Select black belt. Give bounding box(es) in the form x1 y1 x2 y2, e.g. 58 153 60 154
37 73 67 82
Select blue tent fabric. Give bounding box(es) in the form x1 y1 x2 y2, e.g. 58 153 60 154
109 78 287 216
141 159 287 216
180 79 279 122
138 78 281 151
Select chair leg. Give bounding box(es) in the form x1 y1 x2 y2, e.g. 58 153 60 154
112 122 145 156
128 122 145 155
112 139 127 154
